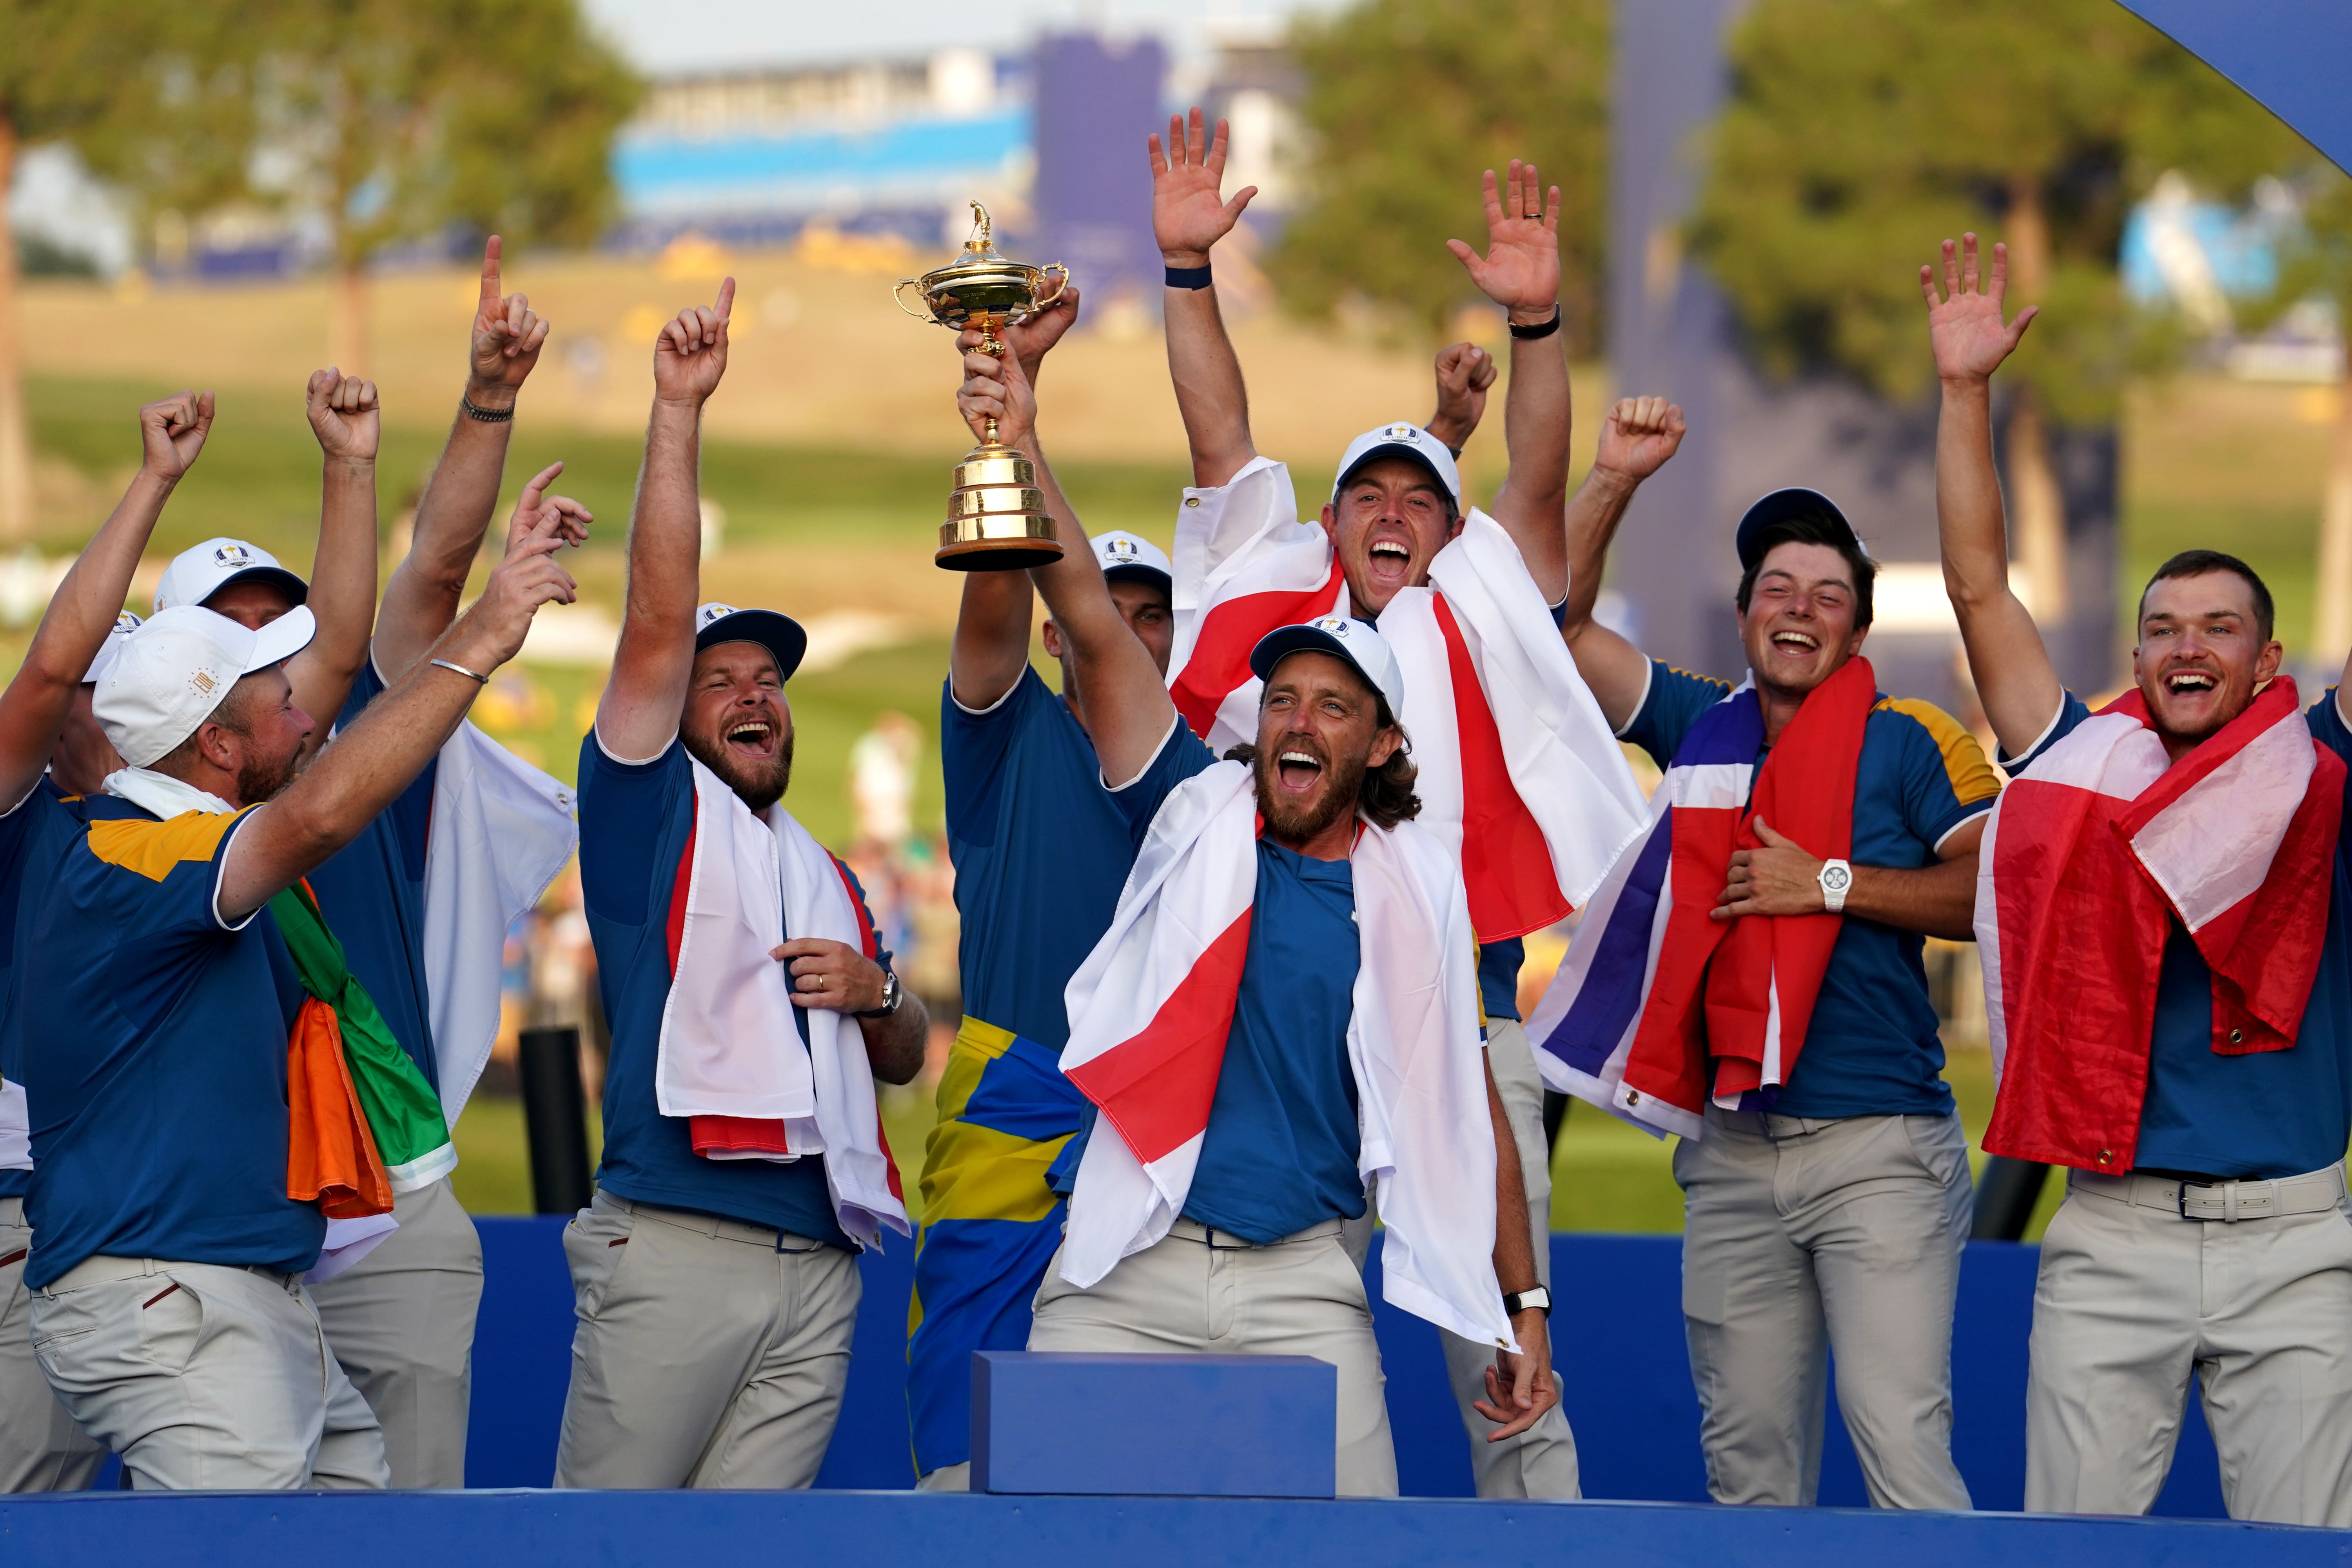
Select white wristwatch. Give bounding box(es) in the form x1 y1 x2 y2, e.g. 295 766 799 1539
1817 858 1853 914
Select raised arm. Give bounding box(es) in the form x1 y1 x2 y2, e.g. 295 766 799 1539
1559 397 1686 731
596 279 735 762
1453 162 1573 600
0 390 212 808
287 368 383 757
1925 233 2058 759
1152 107 1260 489
374 236 556 678
1423 343 1495 456
219 503 577 920
949 285 1082 711
958 343 1174 784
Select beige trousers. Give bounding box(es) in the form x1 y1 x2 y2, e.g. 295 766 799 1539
553 1189 861 1489
1028 1217 1397 1497
1436 1018 1579 1499
2025 1167 2352 1525
31 1254 387 1490
0 1196 103 1492
1673 1106 1973 1510
309 1177 483 1488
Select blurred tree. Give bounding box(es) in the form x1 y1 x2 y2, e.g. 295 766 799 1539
238 0 642 374
1270 0 1609 355
0 3 250 540
1690 0 2305 622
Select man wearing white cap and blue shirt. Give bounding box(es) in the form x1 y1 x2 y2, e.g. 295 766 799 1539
909 286 1186 1490
1548 428 2001 1508
1147 111 1648 1496
14 495 577 1491
147 271 575 1487
959 325 1557 1498
557 281 927 1490
0 392 212 1492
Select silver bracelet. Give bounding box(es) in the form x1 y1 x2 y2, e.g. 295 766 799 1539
430 657 490 684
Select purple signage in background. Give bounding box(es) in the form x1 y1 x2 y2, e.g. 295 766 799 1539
1032 32 1167 304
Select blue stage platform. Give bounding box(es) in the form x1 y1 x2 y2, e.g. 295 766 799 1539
457 1221 2232 1513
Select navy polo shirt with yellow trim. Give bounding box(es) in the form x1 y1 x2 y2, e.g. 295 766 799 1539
18 798 315 1288
1619 660 2002 1119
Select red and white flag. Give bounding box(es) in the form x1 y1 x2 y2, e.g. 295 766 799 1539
1977 678 2345 1170
1165 458 1647 936
1056 745 1517 1349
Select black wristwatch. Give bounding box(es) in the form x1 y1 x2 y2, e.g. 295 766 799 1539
1503 1285 1552 1318
855 968 905 1019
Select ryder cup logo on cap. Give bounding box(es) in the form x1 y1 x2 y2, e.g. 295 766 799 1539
94 603 318 768
1331 421 1463 510
81 610 143 686
152 537 311 615
1247 614 1409 724
1092 530 1173 589
698 603 739 632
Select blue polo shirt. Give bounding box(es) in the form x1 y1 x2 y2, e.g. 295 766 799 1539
942 668 1135 1050
0 779 82 1202
1051 722 1367 1244
578 732 895 1251
2008 690 2352 1179
1621 661 2002 1120
18 799 317 1287
305 658 438 1088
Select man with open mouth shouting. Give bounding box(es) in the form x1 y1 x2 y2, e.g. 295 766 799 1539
958 319 1557 1499
554 279 929 1491
1539 392 2001 1509
1929 233 2352 1527
1145 107 1649 1499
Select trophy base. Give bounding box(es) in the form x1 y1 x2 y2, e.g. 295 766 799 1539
936 526 1065 573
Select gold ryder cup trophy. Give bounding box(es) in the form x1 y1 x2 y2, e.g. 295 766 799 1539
895 203 1070 570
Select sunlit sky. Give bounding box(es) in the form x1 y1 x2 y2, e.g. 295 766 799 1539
575 0 1350 74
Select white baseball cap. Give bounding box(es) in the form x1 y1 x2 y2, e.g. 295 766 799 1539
1330 422 1463 511
82 610 143 685
94 603 317 768
1093 530 1172 594
1248 615 1407 724
153 537 310 615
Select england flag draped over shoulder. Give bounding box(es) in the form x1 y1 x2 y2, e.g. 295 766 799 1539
1164 456 1647 939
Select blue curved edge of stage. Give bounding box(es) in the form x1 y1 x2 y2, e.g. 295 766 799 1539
5 1489 2348 1568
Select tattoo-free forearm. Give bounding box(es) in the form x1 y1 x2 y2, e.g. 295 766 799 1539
1163 285 1255 488
1936 377 2061 756
1488 1062 1537 1295
377 405 515 677
1843 851 1980 942
1490 332 1573 599
287 454 381 755
860 991 930 1086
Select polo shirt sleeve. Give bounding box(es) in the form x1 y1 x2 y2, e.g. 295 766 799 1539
1105 716 1218 850
82 806 266 941
941 667 1046 853
828 854 897 975
576 731 691 927
1877 699 2004 852
1997 690 2092 774
1617 659 1735 768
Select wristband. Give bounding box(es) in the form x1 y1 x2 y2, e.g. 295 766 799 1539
461 394 515 423
431 657 490 685
1164 264 1213 290
1507 308 1563 341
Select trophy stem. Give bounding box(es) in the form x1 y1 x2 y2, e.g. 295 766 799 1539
986 414 999 443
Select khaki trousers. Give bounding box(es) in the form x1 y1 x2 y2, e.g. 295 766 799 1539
2025 1167 2352 1525
0 1196 103 1492
310 1177 483 1488
553 1189 861 1489
1436 1018 1579 1499
1673 1107 1973 1510
31 1254 387 1490
1029 1217 1398 1498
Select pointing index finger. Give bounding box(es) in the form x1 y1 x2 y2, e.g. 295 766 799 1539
479 235 503 312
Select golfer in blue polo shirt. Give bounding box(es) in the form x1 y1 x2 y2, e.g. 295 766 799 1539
1557 436 2000 1511
18 505 577 1491
0 392 207 1494
555 282 928 1492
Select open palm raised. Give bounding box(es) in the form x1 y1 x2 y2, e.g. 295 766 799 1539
1150 107 1258 265
1922 232 2037 383
1449 161 1561 321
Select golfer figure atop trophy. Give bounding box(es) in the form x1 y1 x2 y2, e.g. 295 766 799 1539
895 201 1070 570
